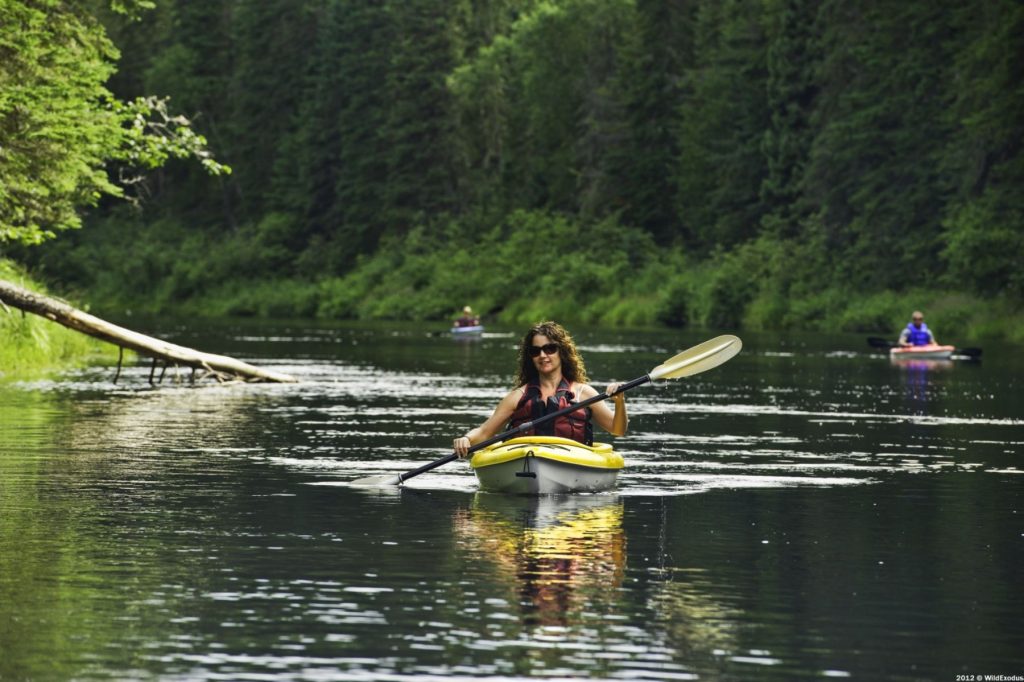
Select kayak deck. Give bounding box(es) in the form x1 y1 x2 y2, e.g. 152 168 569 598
470 436 623 495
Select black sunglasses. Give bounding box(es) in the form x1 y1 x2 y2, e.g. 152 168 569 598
528 343 559 357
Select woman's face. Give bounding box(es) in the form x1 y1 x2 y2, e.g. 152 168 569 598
529 333 562 376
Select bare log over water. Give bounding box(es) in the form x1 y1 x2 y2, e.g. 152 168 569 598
0 279 297 383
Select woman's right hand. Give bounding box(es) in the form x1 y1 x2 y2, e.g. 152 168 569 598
453 435 472 459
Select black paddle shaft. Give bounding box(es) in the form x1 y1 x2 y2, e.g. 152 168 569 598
867 336 897 349
395 374 651 484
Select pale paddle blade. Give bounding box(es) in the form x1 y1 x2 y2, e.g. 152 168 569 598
649 335 742 381
350 474 403 487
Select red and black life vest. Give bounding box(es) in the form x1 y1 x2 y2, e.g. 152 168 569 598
508 378 593 445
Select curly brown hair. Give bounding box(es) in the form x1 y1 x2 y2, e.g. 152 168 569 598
514 321 589 387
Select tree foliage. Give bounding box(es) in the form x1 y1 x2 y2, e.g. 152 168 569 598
0 0 227 246
8 0 1023 328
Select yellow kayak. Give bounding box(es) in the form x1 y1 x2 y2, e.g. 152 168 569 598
470 436 624 494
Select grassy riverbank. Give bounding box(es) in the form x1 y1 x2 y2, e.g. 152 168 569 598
0 260 120 377
28 212 1024 344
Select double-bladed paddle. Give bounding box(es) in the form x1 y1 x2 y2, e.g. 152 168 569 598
866 336 982 358
352 334 743 487
867 336 900 349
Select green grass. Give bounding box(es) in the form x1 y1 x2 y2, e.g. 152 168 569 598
0 259 122 378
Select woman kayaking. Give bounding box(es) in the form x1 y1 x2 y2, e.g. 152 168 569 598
453 320 627 458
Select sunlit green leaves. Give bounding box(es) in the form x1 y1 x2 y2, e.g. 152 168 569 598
0 0 227 246
111 96 231 176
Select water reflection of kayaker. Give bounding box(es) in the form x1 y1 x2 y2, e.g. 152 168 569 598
898 310 938 347
452 495 627 627
453 305 480 328
453 320 627 457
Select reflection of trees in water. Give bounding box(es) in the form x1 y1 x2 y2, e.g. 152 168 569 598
647 572 742 660
0 389 153 678
60 385 281 457
0 389 55 452
0 385 279 679
453 495 626 627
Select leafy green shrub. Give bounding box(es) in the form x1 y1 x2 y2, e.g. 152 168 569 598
833 290 906 333
15 202 1024 342
942 199 1023 298
652 265 693 327
744 290 789 331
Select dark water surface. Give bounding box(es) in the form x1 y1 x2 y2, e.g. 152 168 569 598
1 320 1022 680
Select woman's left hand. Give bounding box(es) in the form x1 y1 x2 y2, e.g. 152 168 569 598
605 383 623 399
453 436 472 458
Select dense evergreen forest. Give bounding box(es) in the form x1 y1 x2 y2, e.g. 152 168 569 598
6 0 1024 338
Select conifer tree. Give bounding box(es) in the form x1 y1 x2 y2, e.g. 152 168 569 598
379 0 465 234
805 0 957 286
611 0 696 244
674 0 770 252
137 0 236 224
0 0 225 245
328 0 395 258
268 0 344 229
760 0 818 240
940 0 1024 297
227 0 318 222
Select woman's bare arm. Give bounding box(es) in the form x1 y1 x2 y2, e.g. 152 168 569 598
579 383 627 436
453 387 523 457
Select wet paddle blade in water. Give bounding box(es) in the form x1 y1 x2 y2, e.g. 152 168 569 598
350 473 403 487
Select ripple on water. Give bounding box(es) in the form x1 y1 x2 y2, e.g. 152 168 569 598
3 325 1022 681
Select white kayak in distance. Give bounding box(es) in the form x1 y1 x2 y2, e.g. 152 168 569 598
868 337 981 360
470 436 624 495
450 324 484 335
889 343 956 360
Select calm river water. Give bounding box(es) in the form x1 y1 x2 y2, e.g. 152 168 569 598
1 320 1022 680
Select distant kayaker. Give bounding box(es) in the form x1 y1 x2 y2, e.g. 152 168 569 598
898 311 937 347
454 305 480 328
453 320 627 457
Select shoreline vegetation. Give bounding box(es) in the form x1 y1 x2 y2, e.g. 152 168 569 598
8 209 1023 357
4 224 1021 377
0 266 294 383
3 0 1022 363
0 261 123 377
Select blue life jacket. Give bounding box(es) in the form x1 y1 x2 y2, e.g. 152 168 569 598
905 322 932 346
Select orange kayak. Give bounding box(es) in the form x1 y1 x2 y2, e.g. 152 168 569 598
889 344 955 360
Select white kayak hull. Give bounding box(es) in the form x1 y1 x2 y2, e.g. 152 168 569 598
471 436 623 495
473 457 620 494
890 344 955 360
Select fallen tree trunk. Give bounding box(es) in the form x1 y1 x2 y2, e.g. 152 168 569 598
0 279 297 383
